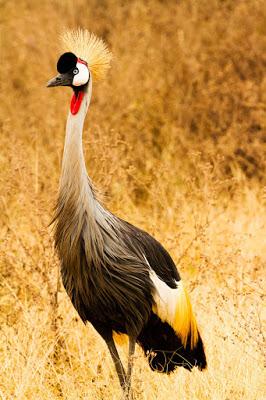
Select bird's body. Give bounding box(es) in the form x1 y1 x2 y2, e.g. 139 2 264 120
47 29 206 396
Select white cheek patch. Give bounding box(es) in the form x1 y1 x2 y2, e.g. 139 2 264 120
73 62 90 86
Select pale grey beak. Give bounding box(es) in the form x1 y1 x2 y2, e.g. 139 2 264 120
47 72 73 88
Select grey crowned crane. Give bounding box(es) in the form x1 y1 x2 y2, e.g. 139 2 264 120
47 29 207 398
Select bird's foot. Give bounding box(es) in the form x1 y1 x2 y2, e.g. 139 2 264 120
121 386 135 400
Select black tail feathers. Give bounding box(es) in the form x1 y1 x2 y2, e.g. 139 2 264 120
137 313 207 373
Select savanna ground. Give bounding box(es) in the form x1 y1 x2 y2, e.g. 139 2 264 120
0 0 266 399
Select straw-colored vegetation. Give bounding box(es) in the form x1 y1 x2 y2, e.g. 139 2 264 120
1 0 265 399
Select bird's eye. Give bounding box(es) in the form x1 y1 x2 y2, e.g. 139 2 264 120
73 68 79 75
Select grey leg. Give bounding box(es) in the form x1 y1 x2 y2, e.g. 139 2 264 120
125 337 136 399
106 338 127 390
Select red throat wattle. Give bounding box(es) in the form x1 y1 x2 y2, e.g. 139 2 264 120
70 91 84 115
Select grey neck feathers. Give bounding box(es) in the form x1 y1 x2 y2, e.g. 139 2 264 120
60 87 91 212
55 86 116 268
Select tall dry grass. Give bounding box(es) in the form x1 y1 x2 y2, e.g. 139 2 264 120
0 0 265 399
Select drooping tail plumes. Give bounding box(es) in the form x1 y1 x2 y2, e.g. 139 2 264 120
141 272 207 373
138 312 207 373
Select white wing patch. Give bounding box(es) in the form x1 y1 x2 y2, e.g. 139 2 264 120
150 270 181 323
150 270 199 349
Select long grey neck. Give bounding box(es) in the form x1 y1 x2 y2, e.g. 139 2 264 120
55 81 123 269
60 86 91 202
55 82 104 254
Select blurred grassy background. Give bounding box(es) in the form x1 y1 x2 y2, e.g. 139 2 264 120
0 1 265 399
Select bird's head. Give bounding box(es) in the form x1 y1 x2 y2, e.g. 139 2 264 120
47 29 112 114
47 52 90 89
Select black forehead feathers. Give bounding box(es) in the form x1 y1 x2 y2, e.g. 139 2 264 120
57 52 78 74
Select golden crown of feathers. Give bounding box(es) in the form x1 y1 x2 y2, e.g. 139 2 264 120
61 29 112 81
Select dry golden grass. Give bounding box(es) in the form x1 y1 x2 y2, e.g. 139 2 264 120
1 0 265 399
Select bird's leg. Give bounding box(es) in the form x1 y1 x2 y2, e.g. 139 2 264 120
124 336 136 399
106 338 127 390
